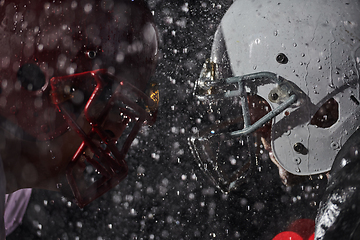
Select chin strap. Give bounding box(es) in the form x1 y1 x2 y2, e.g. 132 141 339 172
314 128 360 240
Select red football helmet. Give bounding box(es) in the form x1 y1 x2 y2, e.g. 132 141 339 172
0 0 159 207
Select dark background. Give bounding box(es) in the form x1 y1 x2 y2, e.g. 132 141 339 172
8 1 327 239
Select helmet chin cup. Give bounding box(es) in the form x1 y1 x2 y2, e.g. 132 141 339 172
51 69 158 207
188 133 256 193
189 71 298 192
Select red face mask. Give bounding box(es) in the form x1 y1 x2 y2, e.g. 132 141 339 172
0 0 159 207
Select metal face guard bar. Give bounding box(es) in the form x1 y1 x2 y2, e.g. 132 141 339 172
225 72 297 137
190 71 298 192
51 69 158 207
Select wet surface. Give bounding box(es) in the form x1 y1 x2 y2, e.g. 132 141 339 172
7 1 328 239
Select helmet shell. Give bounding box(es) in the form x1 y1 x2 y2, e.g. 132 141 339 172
218 0 360 175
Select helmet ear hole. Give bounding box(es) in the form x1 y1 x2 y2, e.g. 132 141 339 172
17 63 46 91
310 98 339 128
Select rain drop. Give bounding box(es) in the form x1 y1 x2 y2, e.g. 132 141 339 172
84 3 93 13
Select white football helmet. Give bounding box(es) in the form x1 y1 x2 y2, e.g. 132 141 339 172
189 0 360 192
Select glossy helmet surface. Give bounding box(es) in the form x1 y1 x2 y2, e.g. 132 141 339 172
189 0 360 192
0 0 158 207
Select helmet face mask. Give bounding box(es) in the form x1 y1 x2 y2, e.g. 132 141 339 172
51 69 158 207
189 0 360 192
0 0 158 207
189 69 297 192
